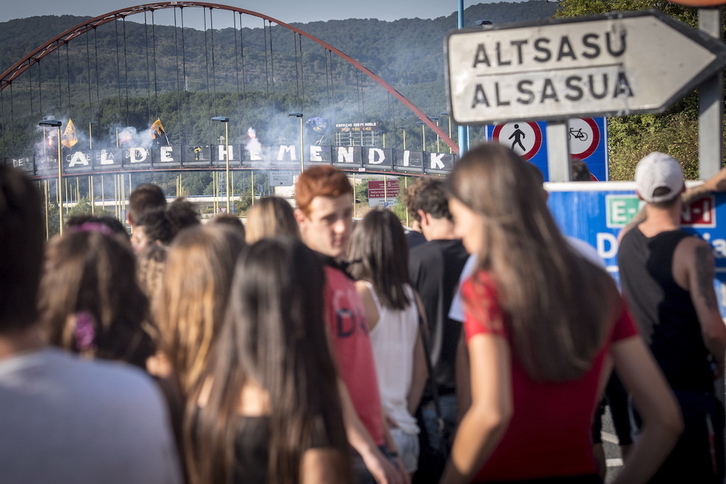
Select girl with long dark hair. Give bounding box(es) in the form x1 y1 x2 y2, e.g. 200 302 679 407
185 237 352 484
348 209 428 476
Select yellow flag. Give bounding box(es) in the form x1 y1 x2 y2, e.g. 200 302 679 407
150 119 165 139
61 118 78 148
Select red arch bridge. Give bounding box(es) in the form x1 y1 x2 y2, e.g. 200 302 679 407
0 2 459 182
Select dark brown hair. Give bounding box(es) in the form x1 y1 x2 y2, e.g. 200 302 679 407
128 183 167 225
348 209 411 310
39 230 155 369
0 166 44 331
186 237 350 484
449 143 615 382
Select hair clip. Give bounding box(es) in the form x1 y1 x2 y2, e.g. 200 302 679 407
71 222 115 237
74 311 97 351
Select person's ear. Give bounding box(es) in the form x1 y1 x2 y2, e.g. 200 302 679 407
294 208 307 226
417 209 429 226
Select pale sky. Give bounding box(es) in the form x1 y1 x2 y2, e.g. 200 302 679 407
0 0 514 28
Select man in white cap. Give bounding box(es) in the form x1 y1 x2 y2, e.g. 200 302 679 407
618 152 726 483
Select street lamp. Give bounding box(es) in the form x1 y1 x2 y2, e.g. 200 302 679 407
440 112 453 153
289 113 304 174
39 119 63 235
211 116 231 213
396 126 407 150
430 116 441 153
417 120 426 151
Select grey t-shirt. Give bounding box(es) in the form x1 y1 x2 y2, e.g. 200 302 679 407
0 348 182 484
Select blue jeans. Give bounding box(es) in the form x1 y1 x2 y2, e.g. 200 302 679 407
420 394 457 451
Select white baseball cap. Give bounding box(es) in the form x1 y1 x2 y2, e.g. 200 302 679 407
635 152 684 203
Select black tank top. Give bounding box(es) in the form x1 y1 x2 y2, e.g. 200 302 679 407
619 227 714 393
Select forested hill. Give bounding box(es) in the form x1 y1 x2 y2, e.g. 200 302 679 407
0 2 558 87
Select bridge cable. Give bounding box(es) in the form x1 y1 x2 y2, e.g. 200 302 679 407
262 18 269 97
122 18 130 126
293 29 300 100
94 28 101 118
145 12 152 121
38 59 43 117
210 7 217 101
299 34 305 112
203 8 211 127
66 43 72 113
86 31 93 126
152 11 159 117
114 20 123 126
28 59 33 119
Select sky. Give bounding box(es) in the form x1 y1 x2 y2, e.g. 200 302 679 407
0 0 515 27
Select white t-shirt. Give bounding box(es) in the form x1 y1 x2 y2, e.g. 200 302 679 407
0 348 182 484
366 283 420 435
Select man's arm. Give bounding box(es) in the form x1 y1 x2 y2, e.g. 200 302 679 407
621 166 726 241
338 380 404 484
684 239 726 374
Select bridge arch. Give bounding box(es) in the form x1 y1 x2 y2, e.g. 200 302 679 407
0 1 458 154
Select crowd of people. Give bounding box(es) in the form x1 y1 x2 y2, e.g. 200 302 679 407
1 142 725 483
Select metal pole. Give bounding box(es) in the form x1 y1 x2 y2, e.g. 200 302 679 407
299 116 305 175
458 0 468 156
56 126 63 234
225 122 231 213
251 171 255 206
546 120 571 182
699 7 723 180
384 175 388 208
44 180 49 240
403 129 406 150
90 176 95 215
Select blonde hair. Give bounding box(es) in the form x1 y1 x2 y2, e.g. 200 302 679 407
245 196 299 244
153 225 245 394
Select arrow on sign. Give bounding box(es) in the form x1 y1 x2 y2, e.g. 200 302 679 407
446 10 726 124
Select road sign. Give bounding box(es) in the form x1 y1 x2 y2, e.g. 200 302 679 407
547 183 726 315
368 179 400 207
568 118 600 160
446 10 726 124
491 122 542 160
269 171 294 186
486 117 608 181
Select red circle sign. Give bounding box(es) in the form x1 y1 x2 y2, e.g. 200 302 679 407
568 118 600 160
492 122 542 161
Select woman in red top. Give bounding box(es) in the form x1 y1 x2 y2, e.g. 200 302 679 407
441 143 682 484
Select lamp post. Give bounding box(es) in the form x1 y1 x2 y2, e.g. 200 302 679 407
396 126 407 150
440 112 453 153
39 120 63 235
211 116 231 213
417 121 426 151
289 113 304 174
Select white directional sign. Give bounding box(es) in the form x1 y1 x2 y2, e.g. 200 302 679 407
446 10 726 124
269 171 294 187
